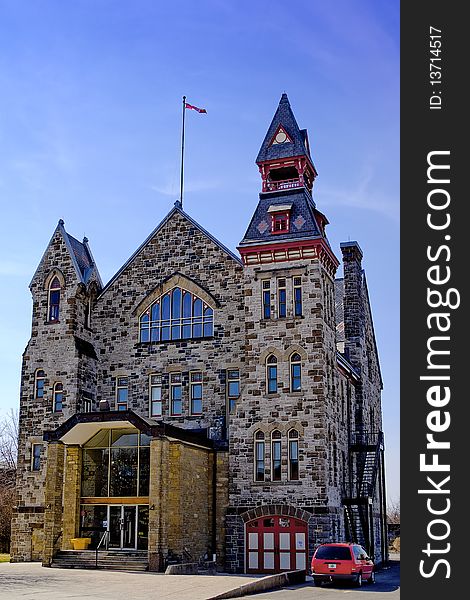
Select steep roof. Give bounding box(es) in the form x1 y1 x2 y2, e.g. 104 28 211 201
239 188 322 246
256 93 313 164
30 220 102 288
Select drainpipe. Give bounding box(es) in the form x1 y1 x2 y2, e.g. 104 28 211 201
212 450 217 562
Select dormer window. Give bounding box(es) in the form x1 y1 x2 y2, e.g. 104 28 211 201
268 204 292 235
273 212 289 233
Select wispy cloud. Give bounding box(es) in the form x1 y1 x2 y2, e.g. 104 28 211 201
319 163 398 222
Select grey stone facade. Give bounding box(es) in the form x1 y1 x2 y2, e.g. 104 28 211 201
11 94 387 573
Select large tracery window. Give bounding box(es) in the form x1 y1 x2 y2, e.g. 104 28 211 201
139 287 214 343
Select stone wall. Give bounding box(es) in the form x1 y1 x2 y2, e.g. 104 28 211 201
93 210 245 428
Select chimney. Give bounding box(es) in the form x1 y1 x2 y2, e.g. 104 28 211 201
340 241 365 371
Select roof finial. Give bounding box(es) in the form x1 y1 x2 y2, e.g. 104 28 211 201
58 219 65 226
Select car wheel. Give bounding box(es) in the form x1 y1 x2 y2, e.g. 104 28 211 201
355 573 363 587
368 571 376 584
313 578 323 586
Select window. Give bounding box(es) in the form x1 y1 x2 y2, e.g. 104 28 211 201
293 277 302 316
266 355 278 394
81 397 92 413
170 373 182 416
227 369 240 414
262 280 271 319
271 430 282 481
53 382 63 412
35 369 45 399
254 431 265 481
31 444 42 471
149 374 162 417
48 276 61 322
277 279 287 318
190 372 203 415
139 287 214 343
290 353 302 391
116 377 128 411
288 430 299 480
271 212 289 234
81 429 150 498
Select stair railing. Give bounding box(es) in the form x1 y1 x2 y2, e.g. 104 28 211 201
95 530 109 569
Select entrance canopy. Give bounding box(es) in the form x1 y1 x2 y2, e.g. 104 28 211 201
43 409 215 448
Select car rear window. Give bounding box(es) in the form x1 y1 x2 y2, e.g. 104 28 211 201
314 546 352 560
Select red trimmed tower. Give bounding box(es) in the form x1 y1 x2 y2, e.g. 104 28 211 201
226 94 346 573
238 93 338 275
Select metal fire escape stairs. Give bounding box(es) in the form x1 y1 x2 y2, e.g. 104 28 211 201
343 431 384 557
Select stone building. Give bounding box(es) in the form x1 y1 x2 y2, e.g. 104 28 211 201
11 94 388 573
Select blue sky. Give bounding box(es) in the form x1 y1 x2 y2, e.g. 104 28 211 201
0 0 399 501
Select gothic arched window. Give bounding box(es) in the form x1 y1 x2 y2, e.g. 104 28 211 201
48 277 61 322
288 429 300 481
290 353 302 392
35 369 45 399
271 430 282 481
266 355 278 394
139 287 214 343
53 382 63 412
254 431 265 482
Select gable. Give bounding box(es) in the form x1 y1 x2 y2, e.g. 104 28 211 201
98 207 242 301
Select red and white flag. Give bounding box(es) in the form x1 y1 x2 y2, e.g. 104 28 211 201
185 102 207 114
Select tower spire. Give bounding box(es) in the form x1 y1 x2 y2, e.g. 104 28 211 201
256 93 317 194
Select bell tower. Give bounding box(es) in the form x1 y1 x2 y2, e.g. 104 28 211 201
238 93 337 274
256 92 317 194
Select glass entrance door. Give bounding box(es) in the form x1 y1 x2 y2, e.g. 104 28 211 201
123 506 136 549
107 505 137 549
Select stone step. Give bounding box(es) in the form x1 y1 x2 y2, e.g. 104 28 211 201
52 550 148 571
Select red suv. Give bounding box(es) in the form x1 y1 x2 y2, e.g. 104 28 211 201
311 543 375 586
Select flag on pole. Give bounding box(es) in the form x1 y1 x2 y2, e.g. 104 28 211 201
185 102 207 114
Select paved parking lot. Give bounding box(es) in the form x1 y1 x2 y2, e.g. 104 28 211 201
0 556 400 600
252 556 400 599
0 563 258 600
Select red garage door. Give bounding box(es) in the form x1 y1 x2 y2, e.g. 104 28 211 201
246 515 308 574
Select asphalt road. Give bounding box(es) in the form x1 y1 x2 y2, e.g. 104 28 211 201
250 558 400 600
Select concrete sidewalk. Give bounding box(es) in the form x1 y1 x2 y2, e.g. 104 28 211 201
0 563 259 600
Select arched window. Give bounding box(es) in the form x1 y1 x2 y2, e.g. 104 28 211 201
288 429 300 480
271 430 282 481
48 277 61 322
139 287 214 342
290 353 302 392
254 431 265 482
266 355 278 394
53 382 63 412
35 369 45 399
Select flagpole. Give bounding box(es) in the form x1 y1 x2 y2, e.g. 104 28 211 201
179 95 186 208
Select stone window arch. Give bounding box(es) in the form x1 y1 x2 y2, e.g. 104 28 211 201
254 431 265 482
266 355 278 394
290 353 302 392
35 369 45 399
271 430 282 481
53 382 63 412
139 286 214 342
47 276 61 322
288 429 300 480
